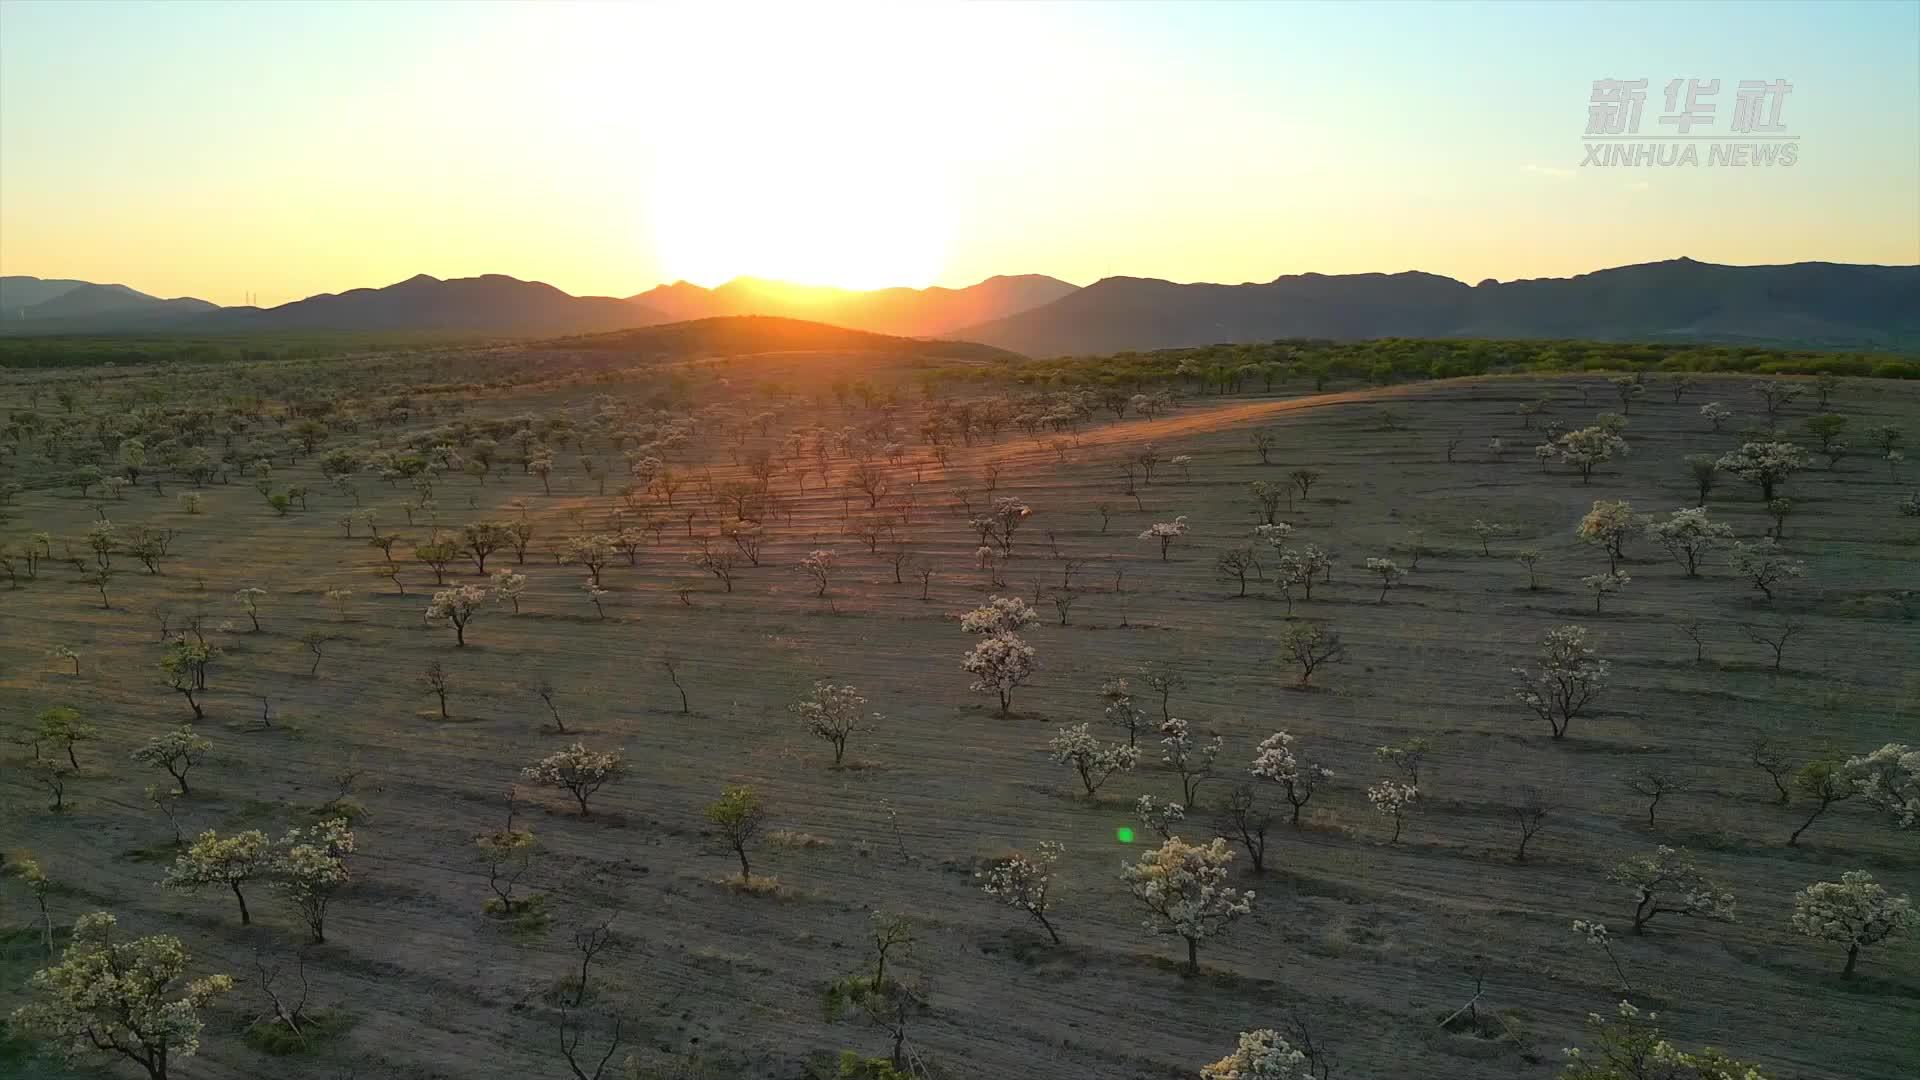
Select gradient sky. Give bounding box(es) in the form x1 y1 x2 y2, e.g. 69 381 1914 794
2 0 1916 306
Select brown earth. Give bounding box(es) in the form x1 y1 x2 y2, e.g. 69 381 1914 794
2 367 1916 1080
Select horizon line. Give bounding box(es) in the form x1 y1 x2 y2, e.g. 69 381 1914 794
8 254 1920 312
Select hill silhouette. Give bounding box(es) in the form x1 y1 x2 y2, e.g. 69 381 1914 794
956 259 1920 354
1 275 217 329
626 273 1077 336
4 260 1914 351
203 274 660 336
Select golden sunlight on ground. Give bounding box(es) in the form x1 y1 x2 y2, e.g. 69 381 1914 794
642 3 963 290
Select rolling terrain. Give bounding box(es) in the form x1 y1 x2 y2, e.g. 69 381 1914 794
2 344 1915 1079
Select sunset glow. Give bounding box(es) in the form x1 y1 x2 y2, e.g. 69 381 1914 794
0 1 1914 305
643 4 956 289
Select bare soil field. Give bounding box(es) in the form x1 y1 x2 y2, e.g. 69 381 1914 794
2 356 1917 1080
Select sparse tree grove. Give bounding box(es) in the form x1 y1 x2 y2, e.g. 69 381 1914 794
0 340 1908 1080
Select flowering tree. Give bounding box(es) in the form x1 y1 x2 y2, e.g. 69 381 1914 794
1374 737 1430 785
960 595 1039 635
1119 836 1253 974
272 818 355 943
976 840 1063 944
1563 1001 1770 1080
1140 516 1190 560
1367 781 1417 843
489 569 528 612
1511 625 1609 739
563 534 614 586
1581 570 1630 613
522 743 626 816
1727 539 1803 601
1843 743 1919 828
1277 622 1344 688
1751 378 1805 422
959 597 1039 714
425 582 490 645
1048 723 1138 796
1576 500 1641 573
1570 919 1631 992
1790 870 1914 977
1645 507 1733 576
234 586 267 632
6 912 234 1080
1717 442 1807 502
1160 717 1221 805
163 829 272 925
1469 519 1509 556
1100 677 1148 747
790 681 879 766
582 579 609 619
1608 845 1735 934
1552 426 1629 484
798 549 835 598
1250 732 1332 826
131 726 211 796
970 496 1032 555
1200 1029 1312 1080
1276 543 1330 608
1364 556 1404 602
1699 401 1732 431
1136 794 1187 840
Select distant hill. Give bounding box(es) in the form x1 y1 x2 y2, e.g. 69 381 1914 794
1 275 217 329
8 260 1913 351
626 274 1078 337
540 314 1022 363
956 259 1920 355
1 275 94 313
203 274 661 336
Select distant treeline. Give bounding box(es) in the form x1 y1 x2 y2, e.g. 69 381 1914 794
957 338 1920 392
0 331 486 370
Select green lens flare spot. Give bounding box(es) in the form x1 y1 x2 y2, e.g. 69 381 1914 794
1115 827 1135 844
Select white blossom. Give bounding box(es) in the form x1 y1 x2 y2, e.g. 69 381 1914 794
1843 743 1919 828
1790 870 1914 976
1119 836 1253 973
959 595 1039 635
1200 1028 1311 1079
1048 723 1137 795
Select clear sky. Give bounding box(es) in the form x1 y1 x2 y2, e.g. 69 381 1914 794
2 0 1915 306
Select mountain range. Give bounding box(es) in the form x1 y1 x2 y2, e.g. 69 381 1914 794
3 258 1915 352
1 276 218 329
953 260 1920 355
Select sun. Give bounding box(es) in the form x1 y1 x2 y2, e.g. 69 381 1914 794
643 4 962 291
651 148 950 292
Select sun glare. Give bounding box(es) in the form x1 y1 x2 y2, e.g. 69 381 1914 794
642 4 963 291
